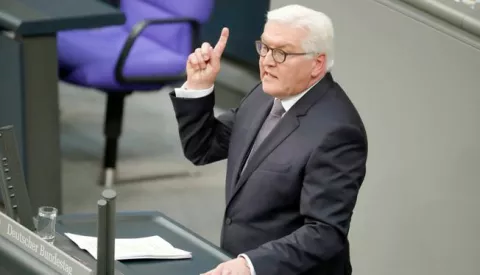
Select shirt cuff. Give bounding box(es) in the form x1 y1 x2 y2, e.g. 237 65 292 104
238 254 256 275
174 82 214 98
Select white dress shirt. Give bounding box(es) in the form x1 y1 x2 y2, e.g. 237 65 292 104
174 80 319 275
174 81 319 113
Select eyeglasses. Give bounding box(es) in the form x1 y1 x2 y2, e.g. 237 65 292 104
255 40 312 63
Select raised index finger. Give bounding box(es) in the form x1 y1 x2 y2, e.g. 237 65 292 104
213 27 229 57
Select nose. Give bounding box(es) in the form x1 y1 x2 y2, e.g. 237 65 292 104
261 49 276 66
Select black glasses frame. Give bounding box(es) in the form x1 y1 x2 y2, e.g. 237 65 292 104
255 40 312 63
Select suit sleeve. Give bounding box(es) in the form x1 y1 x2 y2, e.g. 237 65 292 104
169 89 236 165
243 125 368 274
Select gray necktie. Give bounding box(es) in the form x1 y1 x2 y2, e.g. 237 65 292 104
241 99 285 174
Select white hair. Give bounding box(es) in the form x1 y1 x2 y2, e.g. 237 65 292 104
266 4 335 71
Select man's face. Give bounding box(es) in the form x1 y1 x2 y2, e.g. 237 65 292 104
259 21 324 99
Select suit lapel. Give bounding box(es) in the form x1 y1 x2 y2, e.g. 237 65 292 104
236 114 299 185
227 112 299 207
226 73 334 207
228 99 272 198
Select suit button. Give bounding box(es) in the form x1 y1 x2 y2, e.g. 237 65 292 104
225 218 232 225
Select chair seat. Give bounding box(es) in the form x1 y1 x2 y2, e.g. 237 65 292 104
57 26 187 91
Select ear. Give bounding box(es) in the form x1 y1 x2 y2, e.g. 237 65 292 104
311 54 326 78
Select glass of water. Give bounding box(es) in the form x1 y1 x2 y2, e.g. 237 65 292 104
36 206 57 244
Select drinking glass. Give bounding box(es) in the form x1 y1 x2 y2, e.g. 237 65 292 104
36 206 57 244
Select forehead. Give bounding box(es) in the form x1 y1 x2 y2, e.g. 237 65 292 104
261 21 306 49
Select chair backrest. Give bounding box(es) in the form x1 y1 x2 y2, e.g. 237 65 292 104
0 126 35 231
121 0 214 55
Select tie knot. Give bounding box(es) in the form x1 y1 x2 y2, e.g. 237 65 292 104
270 99 285 117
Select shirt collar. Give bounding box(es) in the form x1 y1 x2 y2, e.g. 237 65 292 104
277 79 321 113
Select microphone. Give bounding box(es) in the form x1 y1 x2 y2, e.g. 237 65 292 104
96 189 117 275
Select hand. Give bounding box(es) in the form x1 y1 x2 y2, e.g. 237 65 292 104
186 27 229 90
200 258 251 275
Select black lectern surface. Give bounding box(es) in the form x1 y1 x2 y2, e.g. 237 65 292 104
0 0 125 35
56 211 232 275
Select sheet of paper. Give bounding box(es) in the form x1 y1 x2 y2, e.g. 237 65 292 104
64 233 192 260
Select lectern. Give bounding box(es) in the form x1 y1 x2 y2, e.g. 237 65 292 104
0 0 125 213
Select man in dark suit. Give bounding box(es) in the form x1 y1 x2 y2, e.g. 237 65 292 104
169 4 367 275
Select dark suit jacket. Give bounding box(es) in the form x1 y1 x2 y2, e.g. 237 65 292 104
169 73 368 275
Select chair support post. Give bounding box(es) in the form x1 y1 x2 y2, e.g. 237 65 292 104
101 92 130 187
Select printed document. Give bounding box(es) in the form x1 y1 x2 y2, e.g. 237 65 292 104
64 233 192 260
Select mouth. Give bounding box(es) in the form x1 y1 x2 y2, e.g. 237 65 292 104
264 72 278 79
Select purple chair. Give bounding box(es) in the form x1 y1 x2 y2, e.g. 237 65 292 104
57 0 214 186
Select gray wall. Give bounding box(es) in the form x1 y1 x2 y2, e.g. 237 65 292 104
268 0 480 274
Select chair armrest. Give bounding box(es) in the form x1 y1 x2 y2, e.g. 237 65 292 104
114 17 200 85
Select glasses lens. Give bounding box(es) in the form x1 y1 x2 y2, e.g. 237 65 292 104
255 41 263 55
272 50 286 63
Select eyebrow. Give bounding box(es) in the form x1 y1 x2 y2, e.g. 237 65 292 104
260 36 294 49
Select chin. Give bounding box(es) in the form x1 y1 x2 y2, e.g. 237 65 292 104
261 82 283 97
